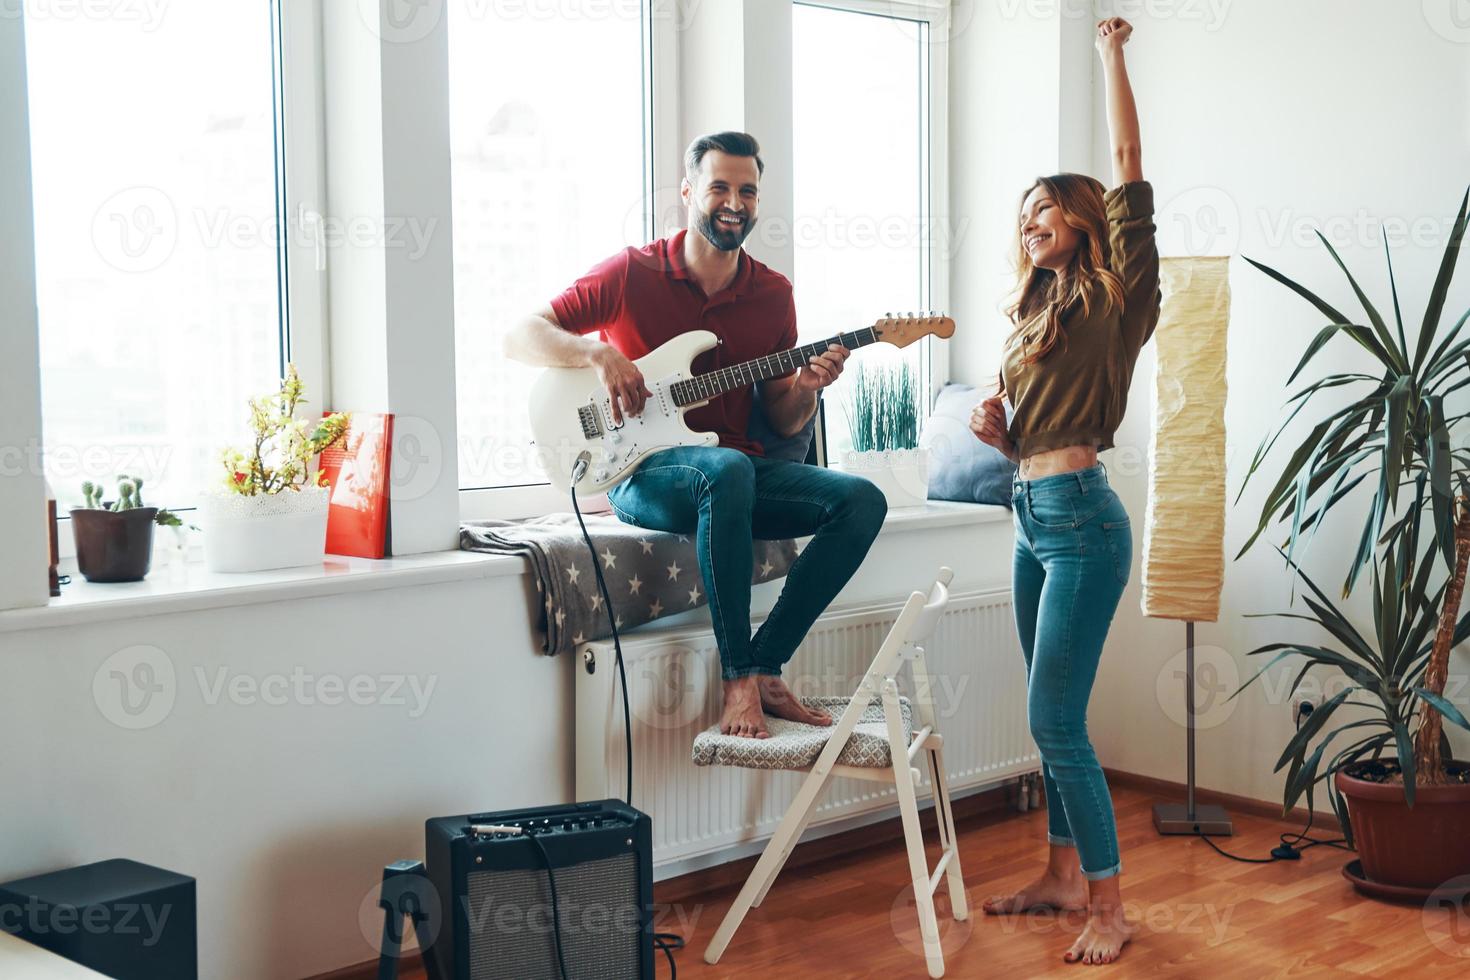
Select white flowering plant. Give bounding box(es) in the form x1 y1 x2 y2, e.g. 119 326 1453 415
219 364 351 496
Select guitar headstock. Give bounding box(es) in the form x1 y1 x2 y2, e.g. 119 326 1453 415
871 311 955 349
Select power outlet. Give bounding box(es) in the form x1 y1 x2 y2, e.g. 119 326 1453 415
1293 694 1324 730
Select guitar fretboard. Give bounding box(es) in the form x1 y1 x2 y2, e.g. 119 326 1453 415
670 327 879 407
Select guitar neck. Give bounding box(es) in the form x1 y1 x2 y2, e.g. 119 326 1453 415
670 327 880 407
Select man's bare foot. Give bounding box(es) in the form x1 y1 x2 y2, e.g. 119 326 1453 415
981 871 1088 915
1063 906 1137 965
720 677 768 738
756 675 832 726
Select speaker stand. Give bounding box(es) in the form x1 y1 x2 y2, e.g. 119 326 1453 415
377 860 442 980
1152 621 1234 837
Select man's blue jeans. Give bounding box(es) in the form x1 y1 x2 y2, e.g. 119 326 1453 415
1011 463 1130 881
607 446 887 680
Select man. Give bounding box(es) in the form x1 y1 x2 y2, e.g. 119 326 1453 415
505 132 886 738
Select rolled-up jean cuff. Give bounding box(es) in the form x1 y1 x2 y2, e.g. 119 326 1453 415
721 664 782 681
1048 834 1076 847
1081 860 1122 882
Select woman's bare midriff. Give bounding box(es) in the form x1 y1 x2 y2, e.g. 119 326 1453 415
1017 444 1099 481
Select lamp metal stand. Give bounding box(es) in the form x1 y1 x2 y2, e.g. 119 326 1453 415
1152 620 1234 836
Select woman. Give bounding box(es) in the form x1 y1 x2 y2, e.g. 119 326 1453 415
969 17 1158 967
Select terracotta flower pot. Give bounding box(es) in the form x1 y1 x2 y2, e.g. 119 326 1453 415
1336 760 1470 890
69 507 159 583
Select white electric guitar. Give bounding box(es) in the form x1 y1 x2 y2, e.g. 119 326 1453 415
529 312 956 494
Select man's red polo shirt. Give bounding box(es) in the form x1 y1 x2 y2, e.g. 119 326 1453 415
549 230 797 457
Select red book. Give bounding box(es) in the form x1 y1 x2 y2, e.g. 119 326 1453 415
319 412 394 558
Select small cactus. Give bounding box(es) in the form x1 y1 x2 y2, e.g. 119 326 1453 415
80 480 101 509
113 478 137 511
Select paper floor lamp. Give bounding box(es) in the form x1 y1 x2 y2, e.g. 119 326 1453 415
1144 256 1234 837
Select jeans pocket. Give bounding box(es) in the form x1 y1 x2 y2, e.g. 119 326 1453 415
1101 519 1132 585
1027 494 1076 529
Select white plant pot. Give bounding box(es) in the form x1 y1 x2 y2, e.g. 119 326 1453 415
199 485 330 573
842 448 930 509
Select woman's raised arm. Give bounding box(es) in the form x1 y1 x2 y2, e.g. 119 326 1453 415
1096 18 1142 186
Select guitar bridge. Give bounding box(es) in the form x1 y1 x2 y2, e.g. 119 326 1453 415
577 403 604 440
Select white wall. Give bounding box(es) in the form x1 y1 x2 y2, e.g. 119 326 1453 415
0 516 1006 979
954 0 1470 811
948 0 1095 390
1098 0 1470 806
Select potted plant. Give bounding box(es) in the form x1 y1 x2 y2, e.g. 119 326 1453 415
200 364 350 573
841 360 928 508
1234 188 1470 897
69 475 189 583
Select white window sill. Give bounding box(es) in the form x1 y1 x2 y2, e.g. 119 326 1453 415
2 500 1009 634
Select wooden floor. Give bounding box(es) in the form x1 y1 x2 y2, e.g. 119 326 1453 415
397 784 1470 978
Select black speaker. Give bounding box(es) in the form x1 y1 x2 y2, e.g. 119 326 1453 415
422 800 653 980
0 858 197 980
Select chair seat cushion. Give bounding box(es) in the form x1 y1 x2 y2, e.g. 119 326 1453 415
691 695 913 771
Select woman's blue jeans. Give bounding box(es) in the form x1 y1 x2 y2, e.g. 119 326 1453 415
1011 463 1130 881
607 446 887 681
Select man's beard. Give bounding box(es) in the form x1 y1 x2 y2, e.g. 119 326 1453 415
694 207 755 252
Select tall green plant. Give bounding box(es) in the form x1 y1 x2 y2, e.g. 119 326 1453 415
844 361 921 453
1236 188 1470 795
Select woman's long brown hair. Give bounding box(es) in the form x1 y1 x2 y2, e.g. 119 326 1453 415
994 173 1125 395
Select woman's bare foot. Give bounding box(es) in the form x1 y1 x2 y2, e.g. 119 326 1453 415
1064 906 1136 965
757 675 832 726
720 677 768 738
982 870 1088 915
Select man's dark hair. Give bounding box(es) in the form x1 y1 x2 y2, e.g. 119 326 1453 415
684 131 764 179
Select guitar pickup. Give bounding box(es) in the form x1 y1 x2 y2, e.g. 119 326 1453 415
577 403 604 440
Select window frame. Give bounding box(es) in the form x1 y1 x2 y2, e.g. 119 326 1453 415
456 0 671 523
45 0 328 559
795 0 952 407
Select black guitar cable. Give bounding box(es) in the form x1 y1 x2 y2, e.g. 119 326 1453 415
569 460 634 807
540 458 683 978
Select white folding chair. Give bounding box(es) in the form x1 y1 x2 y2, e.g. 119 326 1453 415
694 567 967 978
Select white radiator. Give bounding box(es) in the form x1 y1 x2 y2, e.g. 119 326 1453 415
574 587 1038 872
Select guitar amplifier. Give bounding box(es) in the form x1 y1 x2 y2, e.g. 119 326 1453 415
422 800 653 980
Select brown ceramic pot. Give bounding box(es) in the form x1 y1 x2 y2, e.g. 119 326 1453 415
1336 760 1470 891
70 507 158 583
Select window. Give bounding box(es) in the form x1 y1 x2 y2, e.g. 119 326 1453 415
25 2 293 514
449 1 651 494
793 2 941 460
